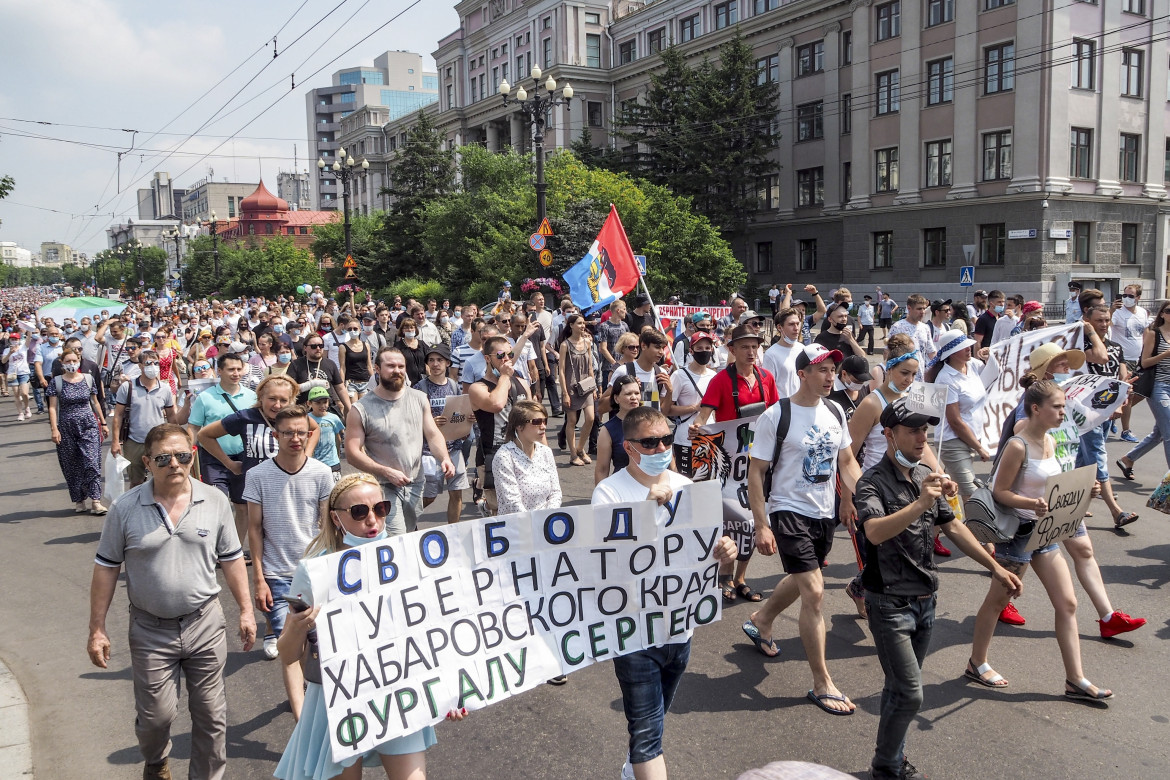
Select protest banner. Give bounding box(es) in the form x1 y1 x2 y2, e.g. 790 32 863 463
438 394 473 440
656 305 732 324
978 323 1084 453
679 416 759 560
904 382 947 421
1025 465 1095 548
1061 374 1128 434
186 378 217 395
302 481 724 761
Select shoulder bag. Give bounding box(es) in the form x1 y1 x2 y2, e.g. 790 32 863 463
1130 330 1160 398
963 435 1025 544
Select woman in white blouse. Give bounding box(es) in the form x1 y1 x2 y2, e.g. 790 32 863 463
492 399 562 516
926 330 989 500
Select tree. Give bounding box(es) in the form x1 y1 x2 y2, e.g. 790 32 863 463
309 212 381 290
569 127 621 173
89 244 167 292
376 110 455 285
180 236 222 298
0 175 13 200
220 237 323 299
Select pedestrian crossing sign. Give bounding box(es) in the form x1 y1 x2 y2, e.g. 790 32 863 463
959 266 974 287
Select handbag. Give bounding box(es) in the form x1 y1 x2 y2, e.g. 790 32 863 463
963 436 1025 544
572 375 597 396
1131 330 1162 398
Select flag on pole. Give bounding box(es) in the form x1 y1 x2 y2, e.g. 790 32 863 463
563 205 640 313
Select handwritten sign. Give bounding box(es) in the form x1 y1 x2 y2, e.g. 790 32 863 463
681 416 759 560
1025 466 1095 548
904 381 947 421
303 482 724 761
1061 374 1128 434
438 394 473 440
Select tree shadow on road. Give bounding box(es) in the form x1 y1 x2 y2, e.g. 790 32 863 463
44 531 102 545
0 507 76 523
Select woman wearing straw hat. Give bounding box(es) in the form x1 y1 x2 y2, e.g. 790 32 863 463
925 331 988 501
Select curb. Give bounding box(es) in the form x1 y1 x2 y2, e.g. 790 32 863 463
0 658 33 778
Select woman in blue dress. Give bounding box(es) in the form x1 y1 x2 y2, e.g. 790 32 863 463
47 346 108 514
274 473 465 780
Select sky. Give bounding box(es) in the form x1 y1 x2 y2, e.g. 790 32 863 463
0 0 459 258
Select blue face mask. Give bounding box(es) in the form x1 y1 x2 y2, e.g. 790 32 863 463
994 305 1005 314
1052 372 1071 384
888 381 905 394
636 449 673 476
278 353 292 364
893 449 920 469
342 527 388 548
273 324 285 334
48 336 60 345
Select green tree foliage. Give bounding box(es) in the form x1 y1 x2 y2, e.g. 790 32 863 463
376 110 455 285
180 236 222 298
0 174 13 200
220 237 323 299
569 128 622 173
89 244 168 291
616 32 780 243
308 211 381 289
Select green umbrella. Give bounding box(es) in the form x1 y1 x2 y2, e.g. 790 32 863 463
37 296 127 323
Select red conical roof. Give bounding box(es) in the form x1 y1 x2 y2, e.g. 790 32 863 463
239 181 288 213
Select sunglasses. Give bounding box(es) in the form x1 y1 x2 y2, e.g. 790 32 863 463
494 350 515 359
346 329 360 334
630 434 673 450
151 451 194 467
305 343 324 349
336 500 392 522
194 364 211 372
526 417 548 426
126 344 140 351
624 345 640 351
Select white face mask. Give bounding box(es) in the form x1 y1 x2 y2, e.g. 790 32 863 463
142 365 161 379
62 362 80 373
1123 296 1136 308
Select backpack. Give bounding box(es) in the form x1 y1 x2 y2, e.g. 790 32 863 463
54 372 95 397
762 398 846 496
673 332 690 362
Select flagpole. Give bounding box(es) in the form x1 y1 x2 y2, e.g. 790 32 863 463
637 274 669 339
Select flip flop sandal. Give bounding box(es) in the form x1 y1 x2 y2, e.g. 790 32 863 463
1114 512 1139 528
963 660 1009 688
741 620 779 657
735 584 764 602
1065 678 1112 700
1115 459 1135 480
806 690 854 716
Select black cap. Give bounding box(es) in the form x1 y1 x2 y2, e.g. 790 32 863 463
424 344 451 363
632 293 650 308
880 398 940 429
839 354 871 380
930 298 952 313
361 313 375 322
1068 280 1083 290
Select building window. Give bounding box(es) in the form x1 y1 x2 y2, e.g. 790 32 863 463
982 130 1013 180
756 55 779 84
875 147 899 192
926 57 953 105
619 39 636 65
796 41 824 76
542 16 552 29
300 226 309 235
985 43 1015 93
1122 223 1139 264
446 84 454 109
985 0 1015 8
648 28 666 54
841 94 851 134
799 239 818 271
980 223 1006 265
492 67 499 90
1164 138 1170 182
586 34 601 68
873 232 894 268
796 102 824 141
757 175 779 209
1070 128 1093 178
470 78 478 103
1072 39 1095 89
923 228 947 267
1121 48 1143 97
797 167 825 206
680 14 700 42
841 30 852 65
876 69 899 114
876 2 901 41
339 93 355 103
588 101 603 127
925 139 952 187
843 161 852 201
927 0 953 26
755 0 780 12
756 242 773 273
1120 133 1142 181
1073 221 1092 263
715 1 738 29
227 196 236 218
1123 0 1145 14
543 38 553 68
585 12 601 24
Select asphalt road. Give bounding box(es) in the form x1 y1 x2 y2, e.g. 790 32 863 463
0 403 1167 780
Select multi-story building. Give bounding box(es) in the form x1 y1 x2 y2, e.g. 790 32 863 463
203 182 340 252
180 178 264 224
306 51 440 211
277 171 313 211
40 241 77 267
136 172 187 221
0 241 33 268
345 0 1170 301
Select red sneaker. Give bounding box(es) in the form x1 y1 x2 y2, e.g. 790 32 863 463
1099 611 1147 638
933 537 952 557
999 603 1026 626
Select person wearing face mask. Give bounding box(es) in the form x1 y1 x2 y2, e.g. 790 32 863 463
3 332 32 420
77 317 102 364
468 336 531 515
393 317 428 385
1064 281 1084 324
47 347 109 514
593 406 739 780
113 348 179 487
53 336 106 412
815 302 865 358
269 316 290 348
669 329 717 468
337 318 373 402
33 326 64 414
763 307 804 397
1111 284 1150 442
972 289 1005 352
269 341 295 377
855 399 1021 780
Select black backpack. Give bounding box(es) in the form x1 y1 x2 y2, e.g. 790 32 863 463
762 398 846 495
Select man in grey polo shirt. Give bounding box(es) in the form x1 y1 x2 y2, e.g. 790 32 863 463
88 424 256 780
112 348 178 487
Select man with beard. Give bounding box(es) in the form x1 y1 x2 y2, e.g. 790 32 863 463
344 347 454 534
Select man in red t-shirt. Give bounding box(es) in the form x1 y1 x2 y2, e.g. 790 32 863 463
688 324 779 604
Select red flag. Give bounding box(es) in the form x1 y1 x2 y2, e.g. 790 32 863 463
595 205 640 296
564 205 641 310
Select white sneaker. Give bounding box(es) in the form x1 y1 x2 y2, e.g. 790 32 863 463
74 501 88 513
262 635 279 660
17 411 25 421
621 757 636 780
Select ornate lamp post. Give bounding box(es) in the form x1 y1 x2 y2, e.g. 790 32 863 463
318 148 369 264
163 227 183 295
499 66 573 225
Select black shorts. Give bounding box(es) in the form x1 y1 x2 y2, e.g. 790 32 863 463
200 449 245 504
879 318 893 329
770 510 835 574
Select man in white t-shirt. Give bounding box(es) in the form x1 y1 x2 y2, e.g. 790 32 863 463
606 328 673 414
767 284 781 316
742 344 863 716
763 307 803 397
1112 283 1150 442
592 406 736 780
990 294 1022 345
887 295 936 379
670 331 718 462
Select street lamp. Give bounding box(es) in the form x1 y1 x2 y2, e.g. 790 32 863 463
499 66 574 226
319 149 369 267
206 210 220 280
164 228 183 295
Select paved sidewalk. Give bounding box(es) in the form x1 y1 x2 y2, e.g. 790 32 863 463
0 658 33 779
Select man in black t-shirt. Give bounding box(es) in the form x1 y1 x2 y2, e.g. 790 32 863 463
625 294 657 335
286 335 350 417
972 289 1004 351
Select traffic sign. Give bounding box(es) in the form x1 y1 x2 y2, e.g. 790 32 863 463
138 280 145 287
959 266 975 287
343 254 357 269
634 255 647 276
538 218 554 236
539 249 554 267
345 268 357 280
528 233 547 252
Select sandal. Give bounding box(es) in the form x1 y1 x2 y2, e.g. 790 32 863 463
1114 512 1139 529
735 583 763 602
806 690 855 716
1065 677 1112 700
1115 459 1135 481
845 579 868 618
721 577 736 603
741 619 779 657
569 456 586 466
578 451 592 464
963 659 1009 688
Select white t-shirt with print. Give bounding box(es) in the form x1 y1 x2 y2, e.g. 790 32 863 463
762 341 800 397
671 366 716 445
1112 305 1150 361
609 362 668 410
750 399 851 518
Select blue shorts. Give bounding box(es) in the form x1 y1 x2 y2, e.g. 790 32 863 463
1076 420 1110 482
261 576 293 638
995 521 1086 564
7 373 29 386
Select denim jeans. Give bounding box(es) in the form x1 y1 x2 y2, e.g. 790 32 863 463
1139 382 1170 470
33 384 45 412
865 592 936 779
1126 420 1162 463
1076 419 1110 481
381 477 425 535
261 576 293 639
612 641 691 765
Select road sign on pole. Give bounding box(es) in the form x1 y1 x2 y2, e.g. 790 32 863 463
634 255 647 276
962 244 975 265
959 266 975 287
528 233 547 252
343 254 357 269
345 268 357 280
539 249 554 267
538 218 554 236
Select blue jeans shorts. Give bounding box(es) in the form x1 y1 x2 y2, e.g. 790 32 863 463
994 519 1085 564
262 576 293 638
1076 420 1110 482
612 641 691 765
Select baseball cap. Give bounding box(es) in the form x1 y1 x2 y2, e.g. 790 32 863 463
1021 300 1043 316
424 344 452 363
690 330 715 348
973 289 988 297
794 344 843 371
930 298 953 313
307 387 331 402
691 312 711 325
838 354 872 381
880 397 940 429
